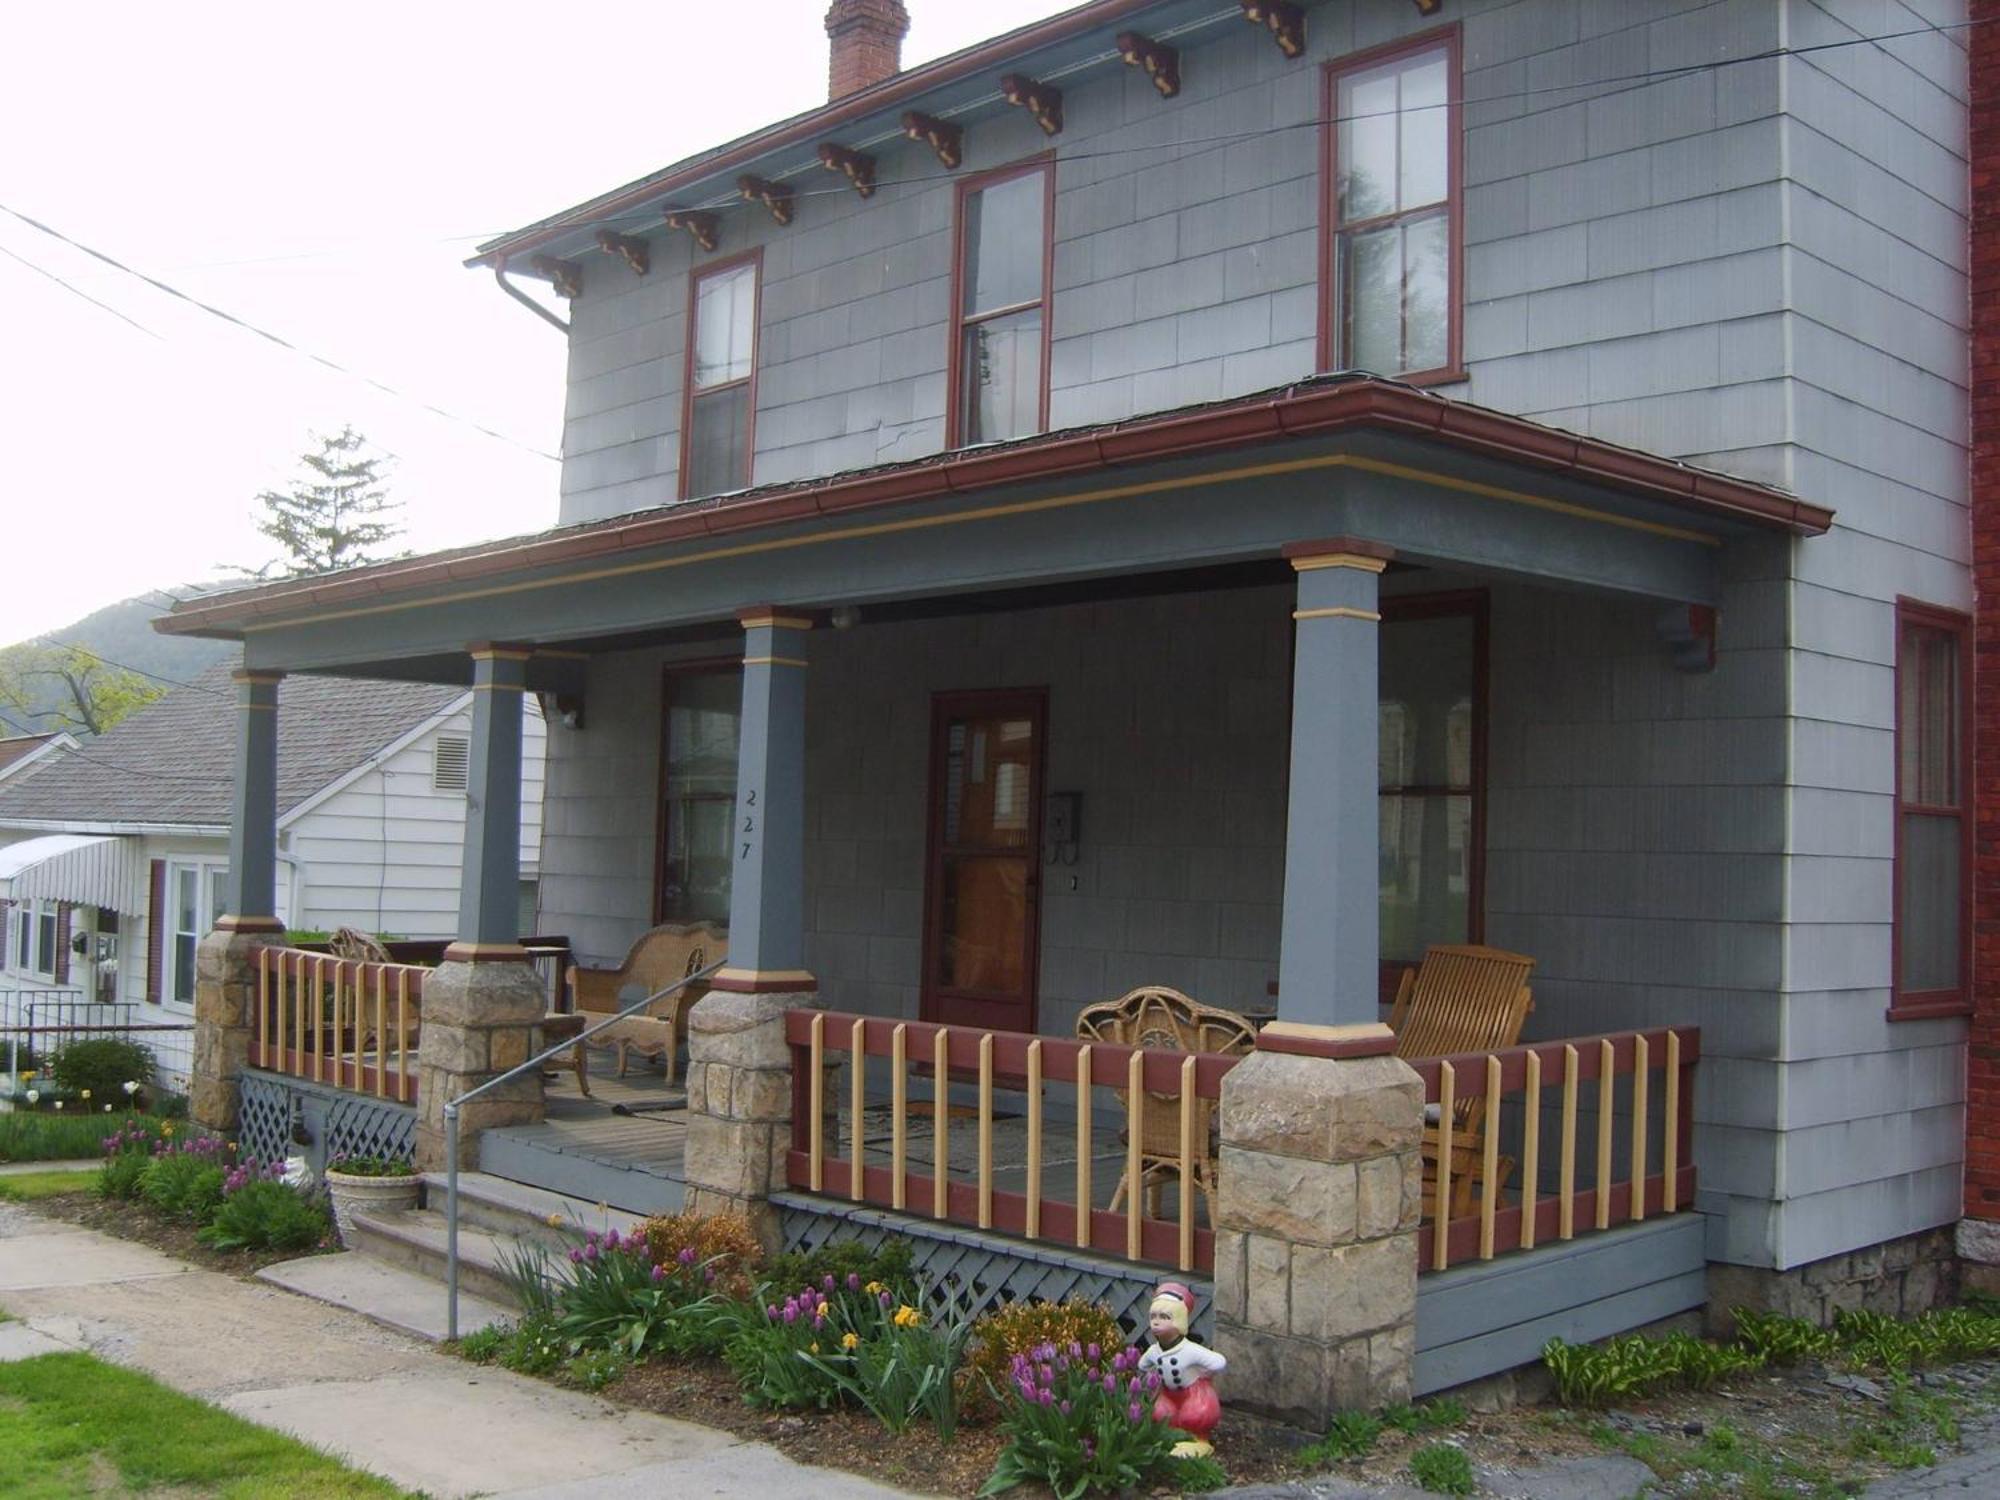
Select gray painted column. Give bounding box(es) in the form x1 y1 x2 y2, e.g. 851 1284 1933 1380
221 669 283 930
712 608 813 993
451 644 529 958
1276 539 1392 1027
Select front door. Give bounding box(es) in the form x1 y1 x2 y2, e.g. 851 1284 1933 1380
921 689 1046 1033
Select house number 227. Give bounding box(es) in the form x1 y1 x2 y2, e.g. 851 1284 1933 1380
741 787 757 859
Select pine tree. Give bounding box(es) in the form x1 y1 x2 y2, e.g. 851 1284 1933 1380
245 427 406 578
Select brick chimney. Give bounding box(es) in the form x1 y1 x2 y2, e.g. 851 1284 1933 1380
825 0 910 100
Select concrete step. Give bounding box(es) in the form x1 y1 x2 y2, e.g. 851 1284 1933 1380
420 1171 647 1251
258 1250 514 1343
348 1206 530 1311
476 1128 686 1216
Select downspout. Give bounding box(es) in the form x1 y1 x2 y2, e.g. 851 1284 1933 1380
492 256 569 335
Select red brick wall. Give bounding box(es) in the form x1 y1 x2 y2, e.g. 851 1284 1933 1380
824 0 909 100
1970 0 2000 1222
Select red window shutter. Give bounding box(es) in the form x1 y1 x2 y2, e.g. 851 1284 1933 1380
146 861 166 1005
53 903 72 986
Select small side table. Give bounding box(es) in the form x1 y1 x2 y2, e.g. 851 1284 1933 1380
539 1012 592 1097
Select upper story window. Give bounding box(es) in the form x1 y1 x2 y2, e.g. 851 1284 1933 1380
1324 33 1460 381
951 159 1052 446
1893 600 1970 1019
681 253 760 499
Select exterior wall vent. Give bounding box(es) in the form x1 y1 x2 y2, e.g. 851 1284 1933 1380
433 735 470 793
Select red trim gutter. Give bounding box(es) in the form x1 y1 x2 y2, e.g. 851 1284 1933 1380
468 0 1165 269
155 378 1834 638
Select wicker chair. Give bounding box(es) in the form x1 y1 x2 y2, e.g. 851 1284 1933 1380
1388 943 1536 1221
1073 987 1256 1227
563 921 724 1085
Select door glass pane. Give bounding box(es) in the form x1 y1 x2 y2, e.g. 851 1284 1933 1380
1403 212 1449 373
1399 54 1450 209
1380 611 1478 962
963 171 1046 316
661 672 741 925
960 307 1043 443
1343 227 1401 373
1899 812 1960 991
687 384 751 496
1379 793 1472 963
1338 68 1399 221
693 263 756 389
940 856 1027 992
942 715 1036 849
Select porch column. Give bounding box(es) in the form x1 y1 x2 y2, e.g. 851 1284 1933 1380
686 606 815 1253
414 644 545 1169
1276 538 1391 1027
192 670 287 1132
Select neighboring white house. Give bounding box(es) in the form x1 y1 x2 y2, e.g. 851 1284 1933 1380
0 732 78 788
0 659 545 1088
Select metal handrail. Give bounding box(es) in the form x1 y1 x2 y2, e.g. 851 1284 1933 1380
442 956 727 1338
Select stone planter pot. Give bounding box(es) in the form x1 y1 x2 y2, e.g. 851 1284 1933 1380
322 1167 420 1248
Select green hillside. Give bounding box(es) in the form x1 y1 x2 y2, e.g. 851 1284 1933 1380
2 591 235 734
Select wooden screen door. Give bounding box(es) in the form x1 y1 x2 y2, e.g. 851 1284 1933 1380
921 688 1047 1034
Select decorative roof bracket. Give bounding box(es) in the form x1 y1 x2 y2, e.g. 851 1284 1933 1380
817 141 878 198
900 110 964 169
1239 1 1306 59
999 73 1063 136
662 209 721 252
737 175 796 225
1114 32 1180 98
528 254 583 299
593 230 650 276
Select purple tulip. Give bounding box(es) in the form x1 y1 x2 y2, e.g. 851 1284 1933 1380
1128 1375 1141 1395
1037 1388 1054 1407
1039 1363 1054 1385
823 1274 836 1292
766 1304 779 1321
1068 1341 1082 1358
677 1246 697 1265
1144 1372 1161 1393
1128 1402 1144 1422
1086 1342 1101 1361
847 1273 861 1291
782 1304 799 1325
650 1264 666 1282
1059 1400 1072 1415
878 1290 893 1309
1102 1373 1117 1393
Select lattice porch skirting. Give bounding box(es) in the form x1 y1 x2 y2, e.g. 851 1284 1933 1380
239 1068 415 1174
772 1192 1212 1342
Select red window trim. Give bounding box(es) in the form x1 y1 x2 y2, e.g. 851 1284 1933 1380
1317 25 1465 387
1889 597 1972 1022
677 247 764 502
652 655 745 926
945 153 1056 450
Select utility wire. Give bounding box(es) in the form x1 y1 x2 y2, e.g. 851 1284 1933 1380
0 203 558 462
0 705 230 785
0 242 163 340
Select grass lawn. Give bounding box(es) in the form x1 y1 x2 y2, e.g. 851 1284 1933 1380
0 1169 98 1202
0 1109 147 1163
0 1352 416 1498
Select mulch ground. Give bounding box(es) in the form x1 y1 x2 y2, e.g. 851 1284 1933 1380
32 1189 338 1279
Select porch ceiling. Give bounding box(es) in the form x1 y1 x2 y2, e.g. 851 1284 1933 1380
155 376 1830 676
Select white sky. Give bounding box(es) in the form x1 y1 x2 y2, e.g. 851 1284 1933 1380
0 0 1074 644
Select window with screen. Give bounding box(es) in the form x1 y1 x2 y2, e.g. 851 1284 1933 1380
1893 601 1969 1017
681 256 760 499
952 161 1052 446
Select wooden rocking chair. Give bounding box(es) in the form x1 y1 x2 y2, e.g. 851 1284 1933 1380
1388 944 1536 1221
1074 987 1256 1228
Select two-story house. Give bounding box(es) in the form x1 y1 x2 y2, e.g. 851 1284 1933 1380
158 0 1976 1404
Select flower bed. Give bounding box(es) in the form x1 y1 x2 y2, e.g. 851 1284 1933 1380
456 1212 1230 1497
93 1121 333 1256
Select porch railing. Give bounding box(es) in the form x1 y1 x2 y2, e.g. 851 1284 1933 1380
1409 1025 1700 1274
251 947 426 1104
784 1009 1242 1274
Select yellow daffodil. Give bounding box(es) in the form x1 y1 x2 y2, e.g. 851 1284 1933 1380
808 1341 820 1354
893 1305 922 1329
841 1332 859 1350
545 1213 564 1228
864 1281 885 1295
80 1089 91 1100
161 1124 174 1137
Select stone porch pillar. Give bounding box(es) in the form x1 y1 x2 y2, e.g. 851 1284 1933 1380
686 607 816 1250
1211 538 1422 1423
193 669 287 1133
415 644 545 1170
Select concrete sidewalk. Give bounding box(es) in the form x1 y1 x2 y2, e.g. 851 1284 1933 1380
0 1201 932 1499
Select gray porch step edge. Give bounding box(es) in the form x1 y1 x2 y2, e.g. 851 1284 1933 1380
348 1207 529 1310
477 1129 686 1216
258 1250 515 1343
420 1171 648 1247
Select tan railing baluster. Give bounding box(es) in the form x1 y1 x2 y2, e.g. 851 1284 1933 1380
1434 1060 1455 1272
933 1028 950 1219
849 1018 866 1203
1177 1054 1197 1273
1075 1043 1093 1249
1559 1044 1578 1240
808 1013 825 1193
1595 1038 1615 1231
891 1023 908 1211
1479 1054 1501 1261
1521 1049 1542 1251
1025 1040 1043 1240
276 951 289 1071
396 968 410 1096
1630 1034 1649 1223
978 1034 994 1229
1663 1031 1682 1213
373 966 387 1099
312 956 324 1083
1125 1049 1145 1263
256 949 268 1064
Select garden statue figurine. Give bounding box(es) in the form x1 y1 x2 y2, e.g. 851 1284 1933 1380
1138 1280 1226 1457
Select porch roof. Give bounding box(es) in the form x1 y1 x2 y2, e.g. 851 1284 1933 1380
156 376 1831 653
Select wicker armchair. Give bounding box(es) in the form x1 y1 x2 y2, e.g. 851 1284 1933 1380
1073 987 1257 1226
563 922 724 1085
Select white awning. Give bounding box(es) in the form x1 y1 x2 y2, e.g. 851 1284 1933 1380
0 834 140 913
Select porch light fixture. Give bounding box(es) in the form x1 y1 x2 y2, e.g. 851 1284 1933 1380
829 605 861 631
